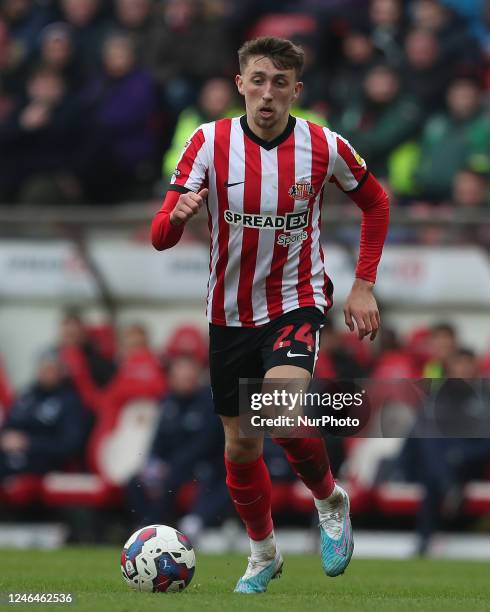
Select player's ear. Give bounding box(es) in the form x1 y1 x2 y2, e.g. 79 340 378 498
235 74 245 95
292 81 303 103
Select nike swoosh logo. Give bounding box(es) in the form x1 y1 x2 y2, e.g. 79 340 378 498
287 350 309 358
224 181 245 188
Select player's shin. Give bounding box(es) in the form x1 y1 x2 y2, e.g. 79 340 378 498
272 437 335 499
224 454 275 555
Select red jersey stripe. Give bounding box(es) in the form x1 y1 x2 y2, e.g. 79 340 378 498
211 119 232 323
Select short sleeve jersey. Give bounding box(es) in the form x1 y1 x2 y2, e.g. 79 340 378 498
168 115 368 327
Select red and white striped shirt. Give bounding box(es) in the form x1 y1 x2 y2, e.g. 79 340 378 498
152 115 389 327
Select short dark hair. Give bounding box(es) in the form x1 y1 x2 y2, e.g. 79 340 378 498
238 37 304 78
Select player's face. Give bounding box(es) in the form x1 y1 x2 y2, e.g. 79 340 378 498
236 56 302 137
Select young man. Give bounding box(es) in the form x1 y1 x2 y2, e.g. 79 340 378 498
152 37 389 593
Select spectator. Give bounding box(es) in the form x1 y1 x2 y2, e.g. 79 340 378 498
328 27 379 114
0 0 53 71
447 169 490 249
59 0 111 78
80 32 159 203
332 63 422 178
274 33 328 124
423 322 458 378
163 325 208 367
314 319 368 380
452 169 489 209
368 0 407 66
58 309 116 411
126 355 229 543
395 348 490 555
37 22 84 93
0 15 28 97
402 28 452 115
411 0 481 68
0 37 17 125
0 349 89 478
102 323 167 406
144 0 234 111
0 65 84 204
111 0 164 68
163 77 239 180
371 328 419 379
414 77 490 202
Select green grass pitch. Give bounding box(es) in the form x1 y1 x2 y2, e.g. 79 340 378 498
1 548 489 611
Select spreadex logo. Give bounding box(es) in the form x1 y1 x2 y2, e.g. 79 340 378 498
223 209 309 247
224 209 309 231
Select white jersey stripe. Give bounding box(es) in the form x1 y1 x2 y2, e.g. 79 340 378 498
223 118 245 323
251 147 279 323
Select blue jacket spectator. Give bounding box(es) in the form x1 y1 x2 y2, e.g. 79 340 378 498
0 349 90 478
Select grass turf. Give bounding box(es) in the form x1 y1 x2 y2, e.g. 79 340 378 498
0 548 489 612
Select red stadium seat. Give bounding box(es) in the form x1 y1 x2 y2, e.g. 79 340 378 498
0 475 43 505
0 356 14 424
41 473 121 508
463 482 490 515
373 482 423 515
247 14 316 40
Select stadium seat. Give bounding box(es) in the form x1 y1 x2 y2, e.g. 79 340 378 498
90 398 160 486
38 394 161 509
0 475 43 506
373 482 423 515
41 473 121 508
247 14 316 40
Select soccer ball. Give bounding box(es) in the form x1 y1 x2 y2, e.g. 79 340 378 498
121 524 195 592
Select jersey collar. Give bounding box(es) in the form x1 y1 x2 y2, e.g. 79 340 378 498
240 114 296 150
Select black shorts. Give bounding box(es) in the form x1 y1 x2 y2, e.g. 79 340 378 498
209 307 326 417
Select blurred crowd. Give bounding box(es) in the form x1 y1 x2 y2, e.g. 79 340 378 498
0 310 490 548
0 0 490 214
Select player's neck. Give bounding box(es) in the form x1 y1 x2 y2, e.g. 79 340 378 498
245 112 290 143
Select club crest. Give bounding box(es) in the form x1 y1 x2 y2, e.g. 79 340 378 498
288 179 315 200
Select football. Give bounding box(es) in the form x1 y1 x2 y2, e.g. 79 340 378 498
121 525 196 592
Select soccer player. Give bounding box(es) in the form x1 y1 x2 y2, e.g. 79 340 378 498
152 37 389 593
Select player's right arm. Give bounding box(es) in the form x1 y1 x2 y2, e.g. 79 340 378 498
151 126 209 251
151 188 208 250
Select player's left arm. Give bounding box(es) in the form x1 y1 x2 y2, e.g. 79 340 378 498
329 134 390 341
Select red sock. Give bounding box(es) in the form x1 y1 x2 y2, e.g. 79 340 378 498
224 454 273 540
272 437 335 499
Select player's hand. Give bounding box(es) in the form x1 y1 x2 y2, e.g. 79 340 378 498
170 188 208 226
343 278 380 341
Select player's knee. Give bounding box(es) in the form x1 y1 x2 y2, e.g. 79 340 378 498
225 438 262 463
